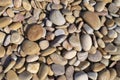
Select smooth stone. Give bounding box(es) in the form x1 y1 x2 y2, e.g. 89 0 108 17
82 11 101 30
109 68 117 80
4 35 10 46
73 10 80 17
83 24 93 34
0 17 12 28
110 55 120 61
95 1 106 12
23 0 31 11
10 32 21 44
0 0 12 6
15 58 25 69
14 0 22 8
74 71 88 80
6 70 19 80
74 60 80 66
78 61 90 70
0 32 6 45
110 46 120 55
114 0 120 7
88 50 102 62
51 4 63 9
77 52 88 61
97 38 105 48
98 69 110 80
100 26 108 36
27 24 44 41
81 34 92 51
22 40 40 55
108 3 119 13
114 18 120 26
52 64 65 76
66 66 74 80
19 71 32 80
100 58 109 66
69 33 82 51
26 55 39 62
87 72 98 80
65 15 75 23
50 53 67 65
49 10 66 25
105 19 114 28
6 8 14 18
27 62 40 73
114 33 120 46
9 22 22 30
68 24 77 33
107 30 117 38
116 61 120 77
57 75 66 80
55 29 65 36
41 47 56 56
92 63 106 72
46 19 52 27
88 46 97 54
64 50 77 59
0 46 5 58
62 40 72 50
38 63 49 80
69 57 77 65
104 43 117 52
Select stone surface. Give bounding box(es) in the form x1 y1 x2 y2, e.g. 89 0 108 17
0 32 6 45
23 0 31 11
104 43 117 52
77 52 88 61
0 17 12 28
87 72 98 80
0 46 5 58
9 22 22 30
95 1 106 12
6 70 19 80
82 11 101 30
26 55 39 62
109 68 117 80
74 71 88 80
66 66 74 80
92 63 106 72
19 71 32 80
0 0 12 6
65 15 75 23
64 50 77 59
98 69 110 80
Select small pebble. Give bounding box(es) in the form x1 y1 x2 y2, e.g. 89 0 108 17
39 40 49 50
64 50 77 59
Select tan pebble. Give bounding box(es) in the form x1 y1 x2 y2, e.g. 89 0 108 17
84 2 94 12
71 5 81 11
17 67 25 73
47 57 53 65
9 22 22 30
27 62 40 73
14 0 22 8
66 15 75 23
103 0 112 3
107 30 117 38
97 38 105 48
15 58 25 69
10 32 21 44
95 1 106 12
0 46 5 58
22 40 40 55
39 40 49 50
102 36 114 43
57 75 66 80
39 56 46 63
88 46 97 54
26 55 39 62
41 47 56 56
48 66 54 76
64 50 77 59
98 69 110 80
4 60 16 73
104 43 117 52
51 4 63 10
69 57 77 65
32 74 39 80
94 30 103 38
105 19 114 28
92 63 106 72
62 40 72 51
39 13 46 20
68 24 77 33
82 11 101 30
109 68 117 80
23 0 31 11
0 32 6 45
6 9 14 18
27 24 44 41
6 70 19 80
100 26 108 36
0 0 12 6
78 61 90 70
0 17 12 28
111 55 120 61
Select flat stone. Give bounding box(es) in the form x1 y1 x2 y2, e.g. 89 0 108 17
49 10 66 25
41 47 56 56
81 34 92 51
92 63 106 72
83 24 93 34
104 43 117 52
50 53 67 65
82 11 101 30
6 8 14 18
88 50 102 62
97 38 105 48
19 71 32 80
0 46 5 58
65 15 75 23
26 55 39 62
98 69 110 80
109 68 117 80
87 72 98 80
55 29 65 36
6 70 19 80
9 22 22 30
64 50 77 59
0 17 12 28
111 55 120 61
39 40 49 50
108 3 119 13
107 30 117 38
77 52 88 61
23 0 31 11
78 61 90 70
105 19 114 28
27 62 40 73
52 64 65 76
22 40 40 55
0 0 12 6
109 46 120 55
95 1 106 12
15 58 25 69
27 24 44 41
74 71 88 80
66 66 74 80
62 40 72 50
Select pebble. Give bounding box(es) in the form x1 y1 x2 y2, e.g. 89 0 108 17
100 58 109 66
97 38 105 48
6 9 14 18
41 47 56 56
51 4 63 9
95 1 106 12
69 33 82 51
19 71 32 80
62 40 72 50
22 40 40 55
50 53 67 65
114 0 120 7
87 72 98 80
38 63 49 80
0 46 5 58
74 71 88 80
15 58 25 69
65 15 75 23
109 68 117 80
107 30 117 38
27 62 40 73
27 24 44 41
52 64 65 76
26 55 39 62
0 17 12 28
0 0 12 6
69 57 77 65
114 33 120 46
66 66 74 80
9 22 22 30
81 34 92 51
116 61 120 77
108 3 119 13
64 50 77 59
78 61 90 70
88 46 97 54
105 19 114 28
46 19 52 27
74 60 80 66
68 24 77 33
23 0 31 11
83 24 94 34
14 0 22 8
104 43 117 52
88 50 102 62
82 11 101 30
111 55 120 61
73 10 80 17
114 18 120 26
92 63 106 72
6 70 19 80
110 46 120 55
98 69 110 80
39 40 49 50
100 26 108 36
77 52 88 61
55 29 65 36
57 75 66 80
49 10 66 25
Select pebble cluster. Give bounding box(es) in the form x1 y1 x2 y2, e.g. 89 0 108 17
0 0 120 80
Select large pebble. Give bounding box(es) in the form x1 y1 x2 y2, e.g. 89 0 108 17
88 50 102 62
0 17 12 28
52 64 65 76
49 10 66 25
6 70 19 80
81 34 92 51
98 69 110 80
50 53 67 65
82 11 101 30
64 50 77 59
77 52 88 61
27 24 44 41
74 71 88 80
22 40 40 55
